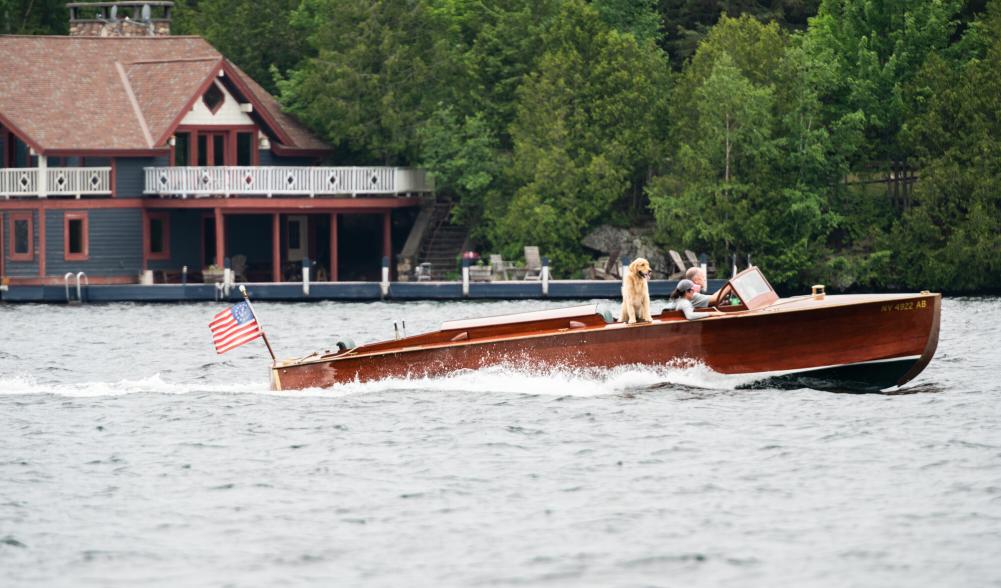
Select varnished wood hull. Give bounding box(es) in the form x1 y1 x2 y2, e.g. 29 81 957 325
271 293 941 392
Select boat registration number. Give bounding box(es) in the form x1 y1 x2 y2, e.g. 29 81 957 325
881 300 928 312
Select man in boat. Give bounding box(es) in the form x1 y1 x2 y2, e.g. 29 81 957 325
665 267 720 311
668 279 710 320
685 266 721 308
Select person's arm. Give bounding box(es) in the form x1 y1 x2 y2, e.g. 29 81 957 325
678 299 709 320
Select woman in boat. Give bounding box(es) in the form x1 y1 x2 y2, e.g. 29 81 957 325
668 279 710 320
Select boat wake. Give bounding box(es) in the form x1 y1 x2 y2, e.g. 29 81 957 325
0 362 768 399
0 373 265 398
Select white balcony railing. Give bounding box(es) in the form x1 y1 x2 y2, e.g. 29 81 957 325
144 166 434 197
0 167 112 198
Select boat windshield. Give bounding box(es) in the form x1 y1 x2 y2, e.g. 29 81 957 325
727 267 778 310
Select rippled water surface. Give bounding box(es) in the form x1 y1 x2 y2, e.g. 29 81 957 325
1 297 999 587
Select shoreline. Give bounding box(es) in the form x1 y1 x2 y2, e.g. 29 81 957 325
0 279 729 304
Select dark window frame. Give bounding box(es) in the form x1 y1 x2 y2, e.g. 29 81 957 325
147 212 171 261
9 212 33 261
64 211 89 261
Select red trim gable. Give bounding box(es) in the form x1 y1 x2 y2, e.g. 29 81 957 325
220 61 294 147
153 58 226 147
154 60 297 150
0 113 44 156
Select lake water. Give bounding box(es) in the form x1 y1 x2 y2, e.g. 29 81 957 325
1 297 999 587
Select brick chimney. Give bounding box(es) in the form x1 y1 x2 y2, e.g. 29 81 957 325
67 1 173 37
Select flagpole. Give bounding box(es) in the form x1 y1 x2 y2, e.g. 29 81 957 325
239 285 276 363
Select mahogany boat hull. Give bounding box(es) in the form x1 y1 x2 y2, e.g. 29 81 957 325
271 292 940 392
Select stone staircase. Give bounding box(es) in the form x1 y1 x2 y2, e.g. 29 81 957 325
417 199 468 280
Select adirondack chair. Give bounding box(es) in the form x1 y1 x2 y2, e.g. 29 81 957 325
684 249 716 277
489 254 510 281
684 250 700 269
523 246 543 280
667 250 687 279
231 254 248 282
414 262 432 281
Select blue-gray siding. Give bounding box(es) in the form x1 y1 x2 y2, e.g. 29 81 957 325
45 208 143 277
147 209 203 272
115 156 168 197
1 209 40 277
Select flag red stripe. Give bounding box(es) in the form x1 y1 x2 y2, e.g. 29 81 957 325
213 321 260 348
210 320 237 337
216 329 261 353
209 314 235 330
208 303 264 354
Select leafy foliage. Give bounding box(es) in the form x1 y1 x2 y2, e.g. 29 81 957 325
8 0 1000 290
172 0 307 95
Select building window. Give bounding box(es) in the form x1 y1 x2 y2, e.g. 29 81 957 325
148 212 170 260
173 132 191 166
9 212 32 261
202 82 225 114
65 212 88 261
236 132 254 166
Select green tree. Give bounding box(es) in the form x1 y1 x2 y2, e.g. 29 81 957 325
650 15 856 287
0 0 68 34
889 1 1001 290
417 106 508 235
806 0 963 162
494 0 671 275
593 0 663 43
279 0 460 165
172 0 308 95
657 0 821 66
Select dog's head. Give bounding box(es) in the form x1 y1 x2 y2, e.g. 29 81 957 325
628 258 652 280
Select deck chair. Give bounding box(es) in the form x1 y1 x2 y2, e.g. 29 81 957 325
489 254 509 281
684 249 716 277
684 250 700 269
230 254 247 282
415 262 432 281
523 246 543 280
667 250 687 280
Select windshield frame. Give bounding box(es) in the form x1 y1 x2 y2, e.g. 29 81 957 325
726 267 778 310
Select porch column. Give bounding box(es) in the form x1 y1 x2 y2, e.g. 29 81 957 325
329 213 338 282
214 207 224 269
141 208 149 271
38 207 45 277
382 210 392 266
37 154 47 198
272 213 281 283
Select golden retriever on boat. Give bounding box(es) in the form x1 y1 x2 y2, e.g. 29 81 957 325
620 258 653 324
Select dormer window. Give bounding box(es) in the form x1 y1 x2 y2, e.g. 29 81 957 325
202 82 225 114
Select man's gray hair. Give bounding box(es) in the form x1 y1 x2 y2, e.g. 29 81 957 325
685 266 703 280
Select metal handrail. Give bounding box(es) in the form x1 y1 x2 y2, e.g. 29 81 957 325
76 272 88 303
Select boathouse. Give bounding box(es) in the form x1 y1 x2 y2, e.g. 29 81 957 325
0 1 433 287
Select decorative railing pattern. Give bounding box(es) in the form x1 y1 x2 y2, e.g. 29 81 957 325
0 167 112 197
144 166 433 197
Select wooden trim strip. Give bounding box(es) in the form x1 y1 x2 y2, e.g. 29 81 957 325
116 61 154 148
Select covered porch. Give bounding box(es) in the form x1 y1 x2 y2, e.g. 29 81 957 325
142 198 419 283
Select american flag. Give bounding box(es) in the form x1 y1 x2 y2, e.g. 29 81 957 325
209 301 262 354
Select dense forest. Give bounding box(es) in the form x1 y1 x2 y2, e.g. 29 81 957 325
3 0 998 291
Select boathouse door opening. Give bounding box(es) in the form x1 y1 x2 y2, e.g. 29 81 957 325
338 214 383 281
225 214 276 282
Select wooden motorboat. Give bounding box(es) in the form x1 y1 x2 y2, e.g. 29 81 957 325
270 267 940 392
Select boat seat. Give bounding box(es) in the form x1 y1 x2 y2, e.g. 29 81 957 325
598 309 616 324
